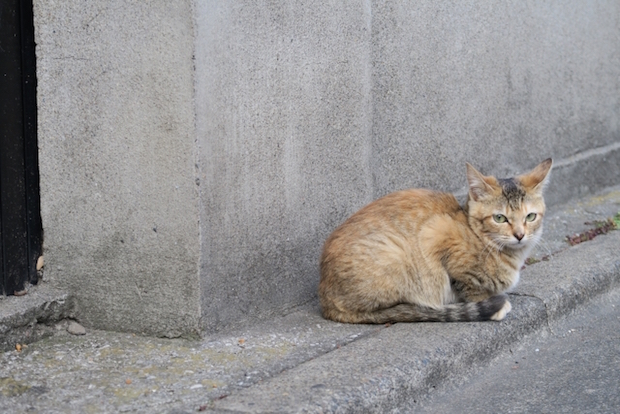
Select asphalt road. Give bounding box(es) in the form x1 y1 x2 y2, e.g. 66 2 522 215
414 287 620 414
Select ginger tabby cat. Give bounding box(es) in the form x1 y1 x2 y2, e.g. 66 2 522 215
319 159 552 323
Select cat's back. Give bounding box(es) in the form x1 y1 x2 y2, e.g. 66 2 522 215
322 188 462 254
319 189 464 310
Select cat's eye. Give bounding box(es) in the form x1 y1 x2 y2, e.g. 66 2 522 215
493 214 508 223
526 213 537 222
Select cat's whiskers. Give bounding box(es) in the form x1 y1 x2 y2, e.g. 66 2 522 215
481 237 502 263
496 241 508 254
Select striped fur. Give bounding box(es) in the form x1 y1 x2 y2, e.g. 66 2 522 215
325 294 509 324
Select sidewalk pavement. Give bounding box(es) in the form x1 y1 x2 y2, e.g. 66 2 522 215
1 185 619 413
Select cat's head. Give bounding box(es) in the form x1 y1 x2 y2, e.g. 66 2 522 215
465 158 553 251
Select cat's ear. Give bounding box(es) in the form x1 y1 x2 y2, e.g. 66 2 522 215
466 163 497 201
518 158 553 193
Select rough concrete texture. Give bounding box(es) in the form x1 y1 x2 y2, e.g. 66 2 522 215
33 1 201 337
213 296 546 413
0 186 618 413
416 287 620 413
193 1 620 332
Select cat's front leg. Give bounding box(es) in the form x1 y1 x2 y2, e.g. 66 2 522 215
450 275 498 303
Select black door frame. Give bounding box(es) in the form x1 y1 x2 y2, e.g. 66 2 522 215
0 0 42 295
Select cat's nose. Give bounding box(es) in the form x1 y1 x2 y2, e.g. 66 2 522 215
514 232 524 241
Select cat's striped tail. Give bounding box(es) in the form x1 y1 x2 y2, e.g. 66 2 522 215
324 294 511 324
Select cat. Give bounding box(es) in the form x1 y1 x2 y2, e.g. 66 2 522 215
319 158 552 323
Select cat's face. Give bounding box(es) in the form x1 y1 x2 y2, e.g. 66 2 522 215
466 159 553 251
474 183 546 249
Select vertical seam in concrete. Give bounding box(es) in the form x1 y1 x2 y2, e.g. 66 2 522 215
365 0 376 202
189 0 203 333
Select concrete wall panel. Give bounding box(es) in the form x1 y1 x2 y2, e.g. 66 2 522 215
194 1 373 330
34 0 201 337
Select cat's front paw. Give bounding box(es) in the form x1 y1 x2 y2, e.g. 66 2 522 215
490 299 512 321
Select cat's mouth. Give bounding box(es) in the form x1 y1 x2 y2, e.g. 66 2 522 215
510 241 529 249
507 237 534 249
495 236 530 250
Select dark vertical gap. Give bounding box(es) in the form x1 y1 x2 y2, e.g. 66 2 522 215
0 1 6 294
0 0 40 295
0 0 27 295
20 0 42 285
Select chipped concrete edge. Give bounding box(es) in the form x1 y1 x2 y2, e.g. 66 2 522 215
0 283 77 351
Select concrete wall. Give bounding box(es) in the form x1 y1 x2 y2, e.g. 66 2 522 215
370 1 620 205
33 1 620 335
34 1 201 337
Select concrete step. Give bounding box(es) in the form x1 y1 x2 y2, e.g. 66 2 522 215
0 285 75 352
213 228 620 413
